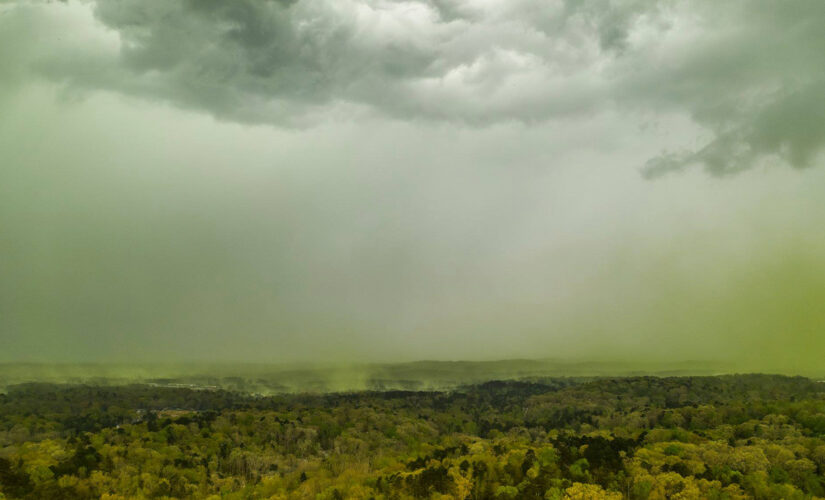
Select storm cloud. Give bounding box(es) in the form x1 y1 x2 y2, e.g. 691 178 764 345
4 0 824 174
2 0 825 371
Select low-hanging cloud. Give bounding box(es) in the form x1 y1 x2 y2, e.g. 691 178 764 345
4 1 825 369
6 0 825 174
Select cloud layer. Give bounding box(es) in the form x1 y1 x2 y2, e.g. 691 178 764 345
4 0 825 174
3 1 825 369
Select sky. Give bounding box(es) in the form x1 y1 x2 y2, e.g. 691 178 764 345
1 0 824 371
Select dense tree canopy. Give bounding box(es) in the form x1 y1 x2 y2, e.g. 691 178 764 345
2 375 825 498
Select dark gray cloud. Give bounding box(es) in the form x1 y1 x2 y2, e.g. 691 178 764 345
634 2 825 176
4 1 825 368
6 0 825 173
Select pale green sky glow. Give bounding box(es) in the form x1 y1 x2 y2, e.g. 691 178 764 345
1 0 824 371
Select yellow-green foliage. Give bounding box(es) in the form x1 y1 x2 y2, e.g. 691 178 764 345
2 375 825 499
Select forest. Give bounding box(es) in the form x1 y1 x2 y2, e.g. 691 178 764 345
2 374 825 499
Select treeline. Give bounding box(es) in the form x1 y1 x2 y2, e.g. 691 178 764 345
1 375 825 498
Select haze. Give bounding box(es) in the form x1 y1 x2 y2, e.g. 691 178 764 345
1 0 824 374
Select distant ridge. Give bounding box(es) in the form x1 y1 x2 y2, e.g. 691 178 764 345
0 358 757 395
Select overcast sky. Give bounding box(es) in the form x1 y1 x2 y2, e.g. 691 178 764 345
2 0 824 370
